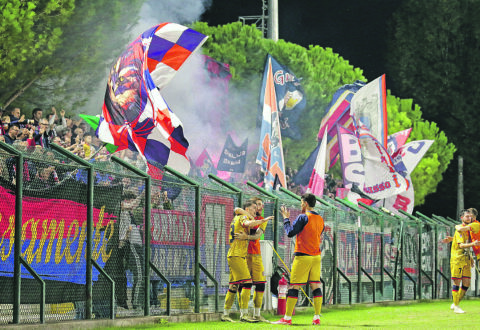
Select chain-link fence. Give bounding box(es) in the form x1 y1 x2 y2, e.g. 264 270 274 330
0 141 467 326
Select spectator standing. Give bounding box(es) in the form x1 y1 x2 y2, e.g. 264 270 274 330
31 108 43 126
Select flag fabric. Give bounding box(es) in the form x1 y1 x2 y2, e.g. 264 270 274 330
387 128 412 155
337 125 364 189
256 56 287 190
350 74 388 147
317 81 366 168
292 142 320 186
391 140 434 177
195 148 217 177
217 135 248 172
78 114 118 153
307 126 328 196
358 128 410 199
257 54 306 140
97 23 207 174
383 174 415 214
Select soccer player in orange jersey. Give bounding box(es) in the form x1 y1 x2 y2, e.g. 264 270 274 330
272 193 324 326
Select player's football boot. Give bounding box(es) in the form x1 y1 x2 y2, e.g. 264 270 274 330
271 317 292 325
453 305 465 314
220 315 235 322
240 314 259 323
312 318 321 325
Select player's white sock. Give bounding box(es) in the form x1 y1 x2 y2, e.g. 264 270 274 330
283 315 292 320
254 307 261 316
223 309 230 316
240 308 248 317
313 315 320 320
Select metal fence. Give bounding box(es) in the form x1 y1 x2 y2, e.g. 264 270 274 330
0 141 465 325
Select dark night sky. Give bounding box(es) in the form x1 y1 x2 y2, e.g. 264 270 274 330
201 0 403 84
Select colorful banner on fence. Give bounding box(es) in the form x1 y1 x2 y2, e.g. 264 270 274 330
350 75 388 147
257 54 306 139
217 135 248 173
337 125 364 190
0 186 116 284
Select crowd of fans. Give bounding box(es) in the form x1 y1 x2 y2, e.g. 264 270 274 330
0 106 344 195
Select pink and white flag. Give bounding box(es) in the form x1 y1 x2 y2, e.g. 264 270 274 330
307 126 328 196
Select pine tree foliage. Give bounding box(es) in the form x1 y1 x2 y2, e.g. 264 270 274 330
195 22 455 206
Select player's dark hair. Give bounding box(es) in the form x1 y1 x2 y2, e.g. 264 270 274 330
301 193 316 208
468 208 478 217
243 200 255 209
249 196 262 203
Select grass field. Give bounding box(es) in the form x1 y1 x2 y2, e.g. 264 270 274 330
102 299 480 329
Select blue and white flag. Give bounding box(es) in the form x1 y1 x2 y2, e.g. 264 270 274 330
257 54 306 139
256 56 286 190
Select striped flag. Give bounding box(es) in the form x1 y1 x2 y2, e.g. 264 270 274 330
256 56 286 190
307 126 328 196
317 81 365 168
97 23 207 174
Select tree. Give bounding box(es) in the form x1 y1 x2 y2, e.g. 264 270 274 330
0 0 144 113
194 21 455 206
387 0 480 216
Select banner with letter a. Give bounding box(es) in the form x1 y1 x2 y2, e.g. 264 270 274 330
257 54 306 139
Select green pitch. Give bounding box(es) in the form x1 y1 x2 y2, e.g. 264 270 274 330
103 300 480 329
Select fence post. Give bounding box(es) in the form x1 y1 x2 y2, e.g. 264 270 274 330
0 142 23 323
164 166 201 313
51 143 95 318
111 156 151 316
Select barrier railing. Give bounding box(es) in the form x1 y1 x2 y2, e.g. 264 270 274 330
0 141 459 325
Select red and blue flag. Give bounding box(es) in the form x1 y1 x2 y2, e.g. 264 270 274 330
97 23 207 174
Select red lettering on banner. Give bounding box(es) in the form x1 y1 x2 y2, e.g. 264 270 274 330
392 195 411 211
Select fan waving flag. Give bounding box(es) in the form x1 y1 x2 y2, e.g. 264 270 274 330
256 56 287 190
97 23 207 174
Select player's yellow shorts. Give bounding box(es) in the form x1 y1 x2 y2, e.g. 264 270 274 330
228 256 251 284
247 254 266 283
290 255 321 285
451 261 471 280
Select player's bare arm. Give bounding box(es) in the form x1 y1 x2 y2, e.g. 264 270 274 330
244 216 273 228
234 207 254 220
459 240 480 249
235 227 264 241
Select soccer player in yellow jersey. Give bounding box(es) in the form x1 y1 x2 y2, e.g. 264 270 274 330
221 200 272 323
234 197 270 322
449 209 480 313
273 193 324 326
